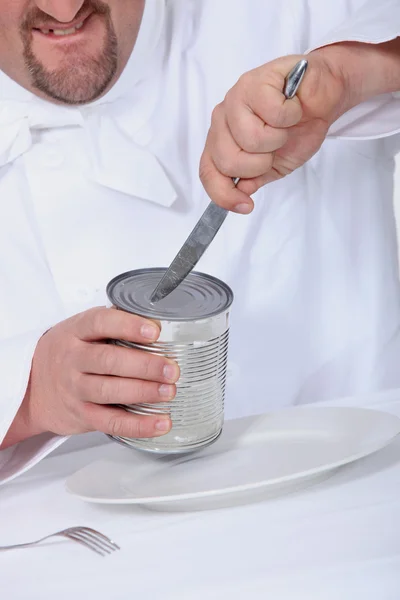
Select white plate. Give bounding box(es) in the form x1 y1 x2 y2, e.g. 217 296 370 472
66 406 400 511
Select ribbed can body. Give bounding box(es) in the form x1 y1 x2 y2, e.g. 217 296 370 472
106 269 233 454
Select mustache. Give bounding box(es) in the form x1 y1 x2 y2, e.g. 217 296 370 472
21 0 110 30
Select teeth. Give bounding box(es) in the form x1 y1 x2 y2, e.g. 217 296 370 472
40 21 84 35
53 27 77 36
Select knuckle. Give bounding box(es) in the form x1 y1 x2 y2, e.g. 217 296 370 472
78 341 94 368
64 312 82 335
63 338 84 372
239 127 265 153
99 345 117 374
134 381 148 403
210 102 224 125
107 415 125 438
133 418 144 439
110 413 145 439
74 337 89 364
140 352 154 380
239 178 262 196
90 308 107 338
199 154 214 185
215 153 239 178
120 314 141 342
266 99 289 128
261 152 274 175
69 333 84 354
237 71 253 91
224 86 243 117
71 370 85 396
98 377 113 404
76 403 93 431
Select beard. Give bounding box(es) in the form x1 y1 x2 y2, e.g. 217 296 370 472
20 0 118 105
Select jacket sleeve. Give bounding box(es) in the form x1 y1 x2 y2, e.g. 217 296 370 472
0 187 70 485
307 0 400 140
0 329 69 486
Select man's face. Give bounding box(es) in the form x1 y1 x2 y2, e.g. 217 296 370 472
0 0 145 105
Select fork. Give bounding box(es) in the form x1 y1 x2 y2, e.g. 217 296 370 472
0 526 120 556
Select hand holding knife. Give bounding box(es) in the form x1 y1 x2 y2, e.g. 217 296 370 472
150 59 308 304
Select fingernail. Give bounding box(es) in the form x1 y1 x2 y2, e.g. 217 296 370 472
163 363 179 382
233 203 252 215
158 384 174 399
155 418 171 432
141 323 158 340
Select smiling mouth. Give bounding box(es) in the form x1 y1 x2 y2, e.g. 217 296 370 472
34 21 84 36
32 13 93 37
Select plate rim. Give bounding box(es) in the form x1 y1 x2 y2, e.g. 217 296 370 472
65 406 400 504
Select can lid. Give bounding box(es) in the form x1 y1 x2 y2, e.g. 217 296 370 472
107 268 233 321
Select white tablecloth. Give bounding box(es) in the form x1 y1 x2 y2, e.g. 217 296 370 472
1 389 400 600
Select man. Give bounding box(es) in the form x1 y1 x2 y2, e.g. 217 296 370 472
0 0 400 483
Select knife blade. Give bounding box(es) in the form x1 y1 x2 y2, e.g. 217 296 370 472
150 59 308 303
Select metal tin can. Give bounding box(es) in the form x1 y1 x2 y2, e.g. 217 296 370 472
106 268 233 454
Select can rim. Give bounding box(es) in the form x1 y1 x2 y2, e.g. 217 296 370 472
106 268 234 321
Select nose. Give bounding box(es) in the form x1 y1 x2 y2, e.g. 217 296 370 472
33 0 86 22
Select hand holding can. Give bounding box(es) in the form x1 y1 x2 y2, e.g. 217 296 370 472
1 307 180 448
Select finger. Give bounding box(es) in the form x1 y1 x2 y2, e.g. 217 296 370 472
235 142 310 195
232 172 281 198
199 146 254 214
79 342 180 383
222 93 290 155
83 403 172 438
208 104 274 179
74 307 161 344
236 69 303 129
249 86 302 129
77 374 177 405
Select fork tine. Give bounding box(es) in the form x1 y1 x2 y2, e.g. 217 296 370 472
71 530 115 554
75 527 120 550
62 527 119 553
69 531 112 556
62 532 107 557
79 532 118 553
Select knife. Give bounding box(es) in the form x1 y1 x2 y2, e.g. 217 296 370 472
150 59 308 303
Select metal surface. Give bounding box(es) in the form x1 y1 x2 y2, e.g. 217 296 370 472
283 58 308 99
108 428 223 455
150 59 308 303
107 269 232 454
150 203 229 303
0 527 120 556
107 268 233 322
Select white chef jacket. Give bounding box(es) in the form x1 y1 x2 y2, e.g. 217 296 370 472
1 0 400 484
